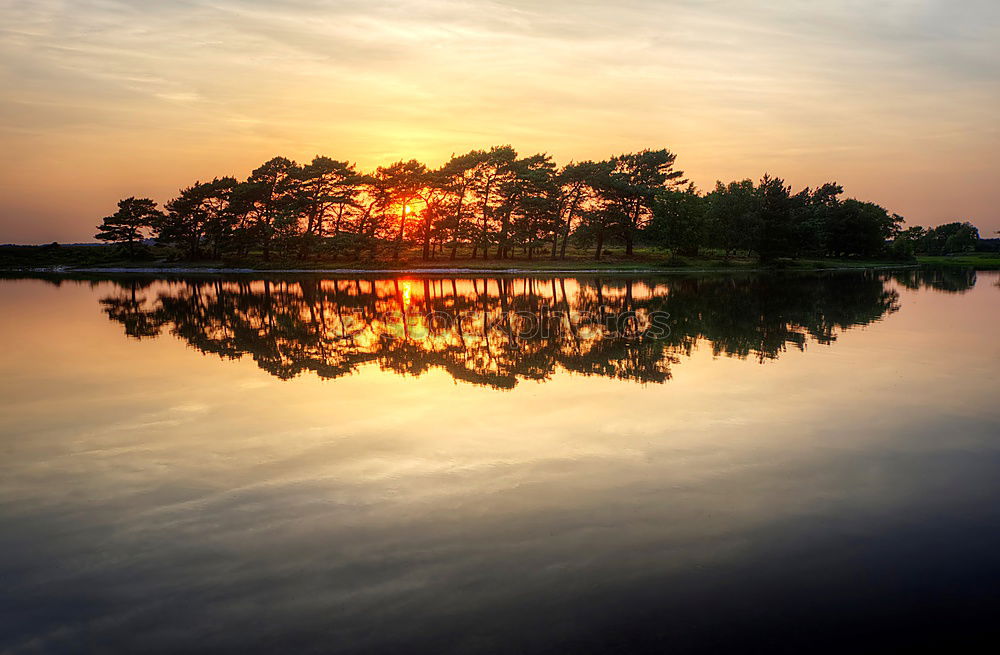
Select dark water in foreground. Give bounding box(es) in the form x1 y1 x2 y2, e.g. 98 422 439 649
1 270 998 653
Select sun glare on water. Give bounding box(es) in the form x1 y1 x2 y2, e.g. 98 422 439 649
401 280 411 307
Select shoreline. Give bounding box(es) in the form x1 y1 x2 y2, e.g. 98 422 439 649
6 263 923 276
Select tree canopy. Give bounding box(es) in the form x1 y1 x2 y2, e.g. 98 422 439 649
94 146 984 263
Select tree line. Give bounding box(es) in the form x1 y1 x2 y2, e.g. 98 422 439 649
93 146 979 263
889 221 983 257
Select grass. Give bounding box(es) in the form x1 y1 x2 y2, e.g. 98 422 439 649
917 253 1000 270
0 243 162 269
0 242 940 273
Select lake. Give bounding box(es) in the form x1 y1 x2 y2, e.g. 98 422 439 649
1 269 998 653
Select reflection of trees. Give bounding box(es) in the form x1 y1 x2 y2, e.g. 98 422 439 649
98 280 164 338
662 273 900 362
892 268 977 294
98 273 901 388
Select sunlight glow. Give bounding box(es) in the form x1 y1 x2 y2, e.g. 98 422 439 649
0 0 997 242
400 280 411 308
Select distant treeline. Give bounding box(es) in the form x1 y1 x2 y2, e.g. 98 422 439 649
92 146 987 262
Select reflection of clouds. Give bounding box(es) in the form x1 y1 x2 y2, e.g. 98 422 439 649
81 403 210 438
239 378 273 389
6 400 1000 652
170 403 209 413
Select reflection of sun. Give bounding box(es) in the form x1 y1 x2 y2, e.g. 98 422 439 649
401 280 411 307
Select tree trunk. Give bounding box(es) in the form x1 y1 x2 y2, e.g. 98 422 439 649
450 194 464 261
479 181 492 261
422 219 431 260
394 204 406 260
334 204 345 236
498 208 511 260
625 201 640 256
557 191 579 260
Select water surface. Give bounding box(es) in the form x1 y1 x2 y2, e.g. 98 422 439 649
1 270 998 653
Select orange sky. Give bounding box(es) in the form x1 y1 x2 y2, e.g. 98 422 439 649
1 0 998 243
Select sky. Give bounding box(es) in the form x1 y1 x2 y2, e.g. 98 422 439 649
1 0 998 243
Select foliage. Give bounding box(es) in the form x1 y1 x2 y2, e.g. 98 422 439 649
90 147 983 265
646 184 706 256
94 197 162 255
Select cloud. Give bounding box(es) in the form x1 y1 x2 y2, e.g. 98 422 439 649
0 0 998 241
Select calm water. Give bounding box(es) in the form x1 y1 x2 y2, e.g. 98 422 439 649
1 270 998 653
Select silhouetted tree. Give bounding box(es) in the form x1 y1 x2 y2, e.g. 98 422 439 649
434 150 485 260
647 184 707 256
98 145 980 265
705 179 755 258
553 161 602 259
608 149 687 255
244 157 300 261
94 197 162 256
374 159 427 260
158 178 237 259
469 146 518 259
917 222 980 255
500 153 558 259
297 156 361 245
826 198 902 257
